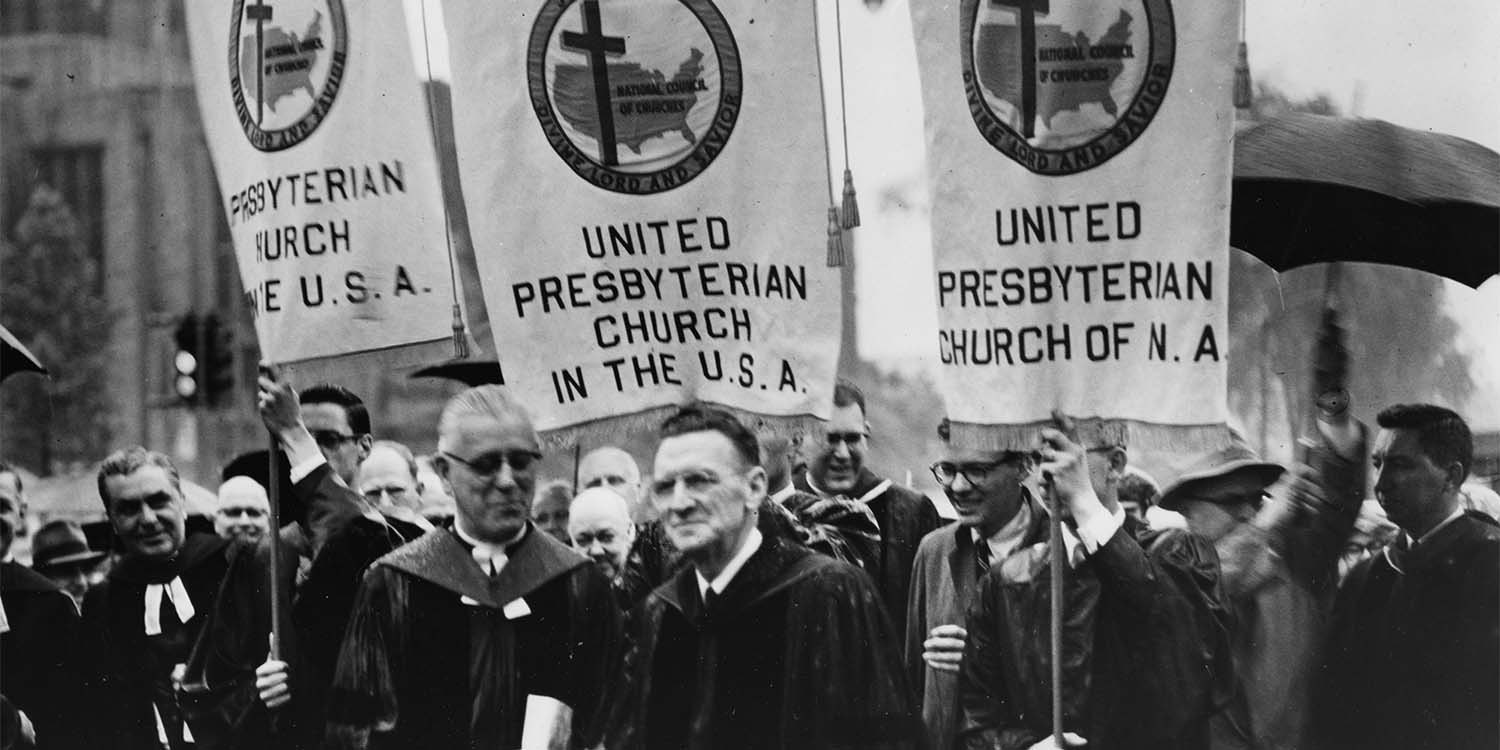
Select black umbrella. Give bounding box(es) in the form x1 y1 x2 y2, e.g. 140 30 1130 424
410 359 504 386
1 322 47 380
1232 113 1500 288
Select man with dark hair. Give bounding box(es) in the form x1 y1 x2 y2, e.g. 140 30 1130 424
906 421 1039 750
79 447 303 749
1 461 81 750
1312 404 1499 750
327 386 621 750
297 383 373 488
958 422 1232 750
795 380 941 623
607 405 920 749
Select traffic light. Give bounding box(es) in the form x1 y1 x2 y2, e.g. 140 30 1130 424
173 313 201 404
172 312 236 406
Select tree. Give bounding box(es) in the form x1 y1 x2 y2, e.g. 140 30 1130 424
1 184 115 474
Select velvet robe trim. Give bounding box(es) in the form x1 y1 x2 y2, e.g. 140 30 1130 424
378 524 587 608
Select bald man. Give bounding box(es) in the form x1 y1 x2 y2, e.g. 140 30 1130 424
578 447 644 520
568 488 637 595
215 476 271 543
328 386 622 750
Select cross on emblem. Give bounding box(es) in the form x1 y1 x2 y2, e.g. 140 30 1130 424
561 0 627 166
993 0 1049 138
246 0 275 126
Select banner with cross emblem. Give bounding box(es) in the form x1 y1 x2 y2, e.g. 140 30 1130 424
185 0 456 367
911 0 1238 450
444 0 839 443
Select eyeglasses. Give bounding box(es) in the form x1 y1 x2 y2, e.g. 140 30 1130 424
219 506 266 519
311 430 361 450
361 485 411 503
930 456 1028 488
441 449 542 478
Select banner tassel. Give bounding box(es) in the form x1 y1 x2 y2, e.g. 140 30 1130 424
841 168 861 229
450 303 469 360
826 207 845 267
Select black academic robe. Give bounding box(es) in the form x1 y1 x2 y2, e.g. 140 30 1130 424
796 468 943 627
606 533 922 750
958 514 1233 750
81 533 247 750
1310 511 1500 750
325 524 622 750
1 561 80 750
288 514 426 747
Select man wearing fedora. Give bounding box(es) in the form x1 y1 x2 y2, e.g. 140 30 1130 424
1159 417 1365 750
30 519 109 608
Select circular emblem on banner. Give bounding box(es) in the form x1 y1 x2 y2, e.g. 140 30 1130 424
961 0 1174 175
229 0 347 152
528 0 742 195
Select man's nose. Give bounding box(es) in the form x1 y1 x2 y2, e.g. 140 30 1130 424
832 441 851 460
492 462 518 490
951 472 974 492
587 540 606 556
139 504 160 527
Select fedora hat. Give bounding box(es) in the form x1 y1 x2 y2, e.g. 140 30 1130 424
31 519 107 571
1158 438 1284 512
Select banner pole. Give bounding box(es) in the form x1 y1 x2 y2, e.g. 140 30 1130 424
266 432 284 661
1049 483 1064 744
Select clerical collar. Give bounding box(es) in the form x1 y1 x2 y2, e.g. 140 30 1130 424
696 527 763 600
769 484 797 505
971 499 1033 562
804 471 891 504
453 518 526 554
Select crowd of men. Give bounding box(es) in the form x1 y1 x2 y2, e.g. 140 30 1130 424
1 372 1496 750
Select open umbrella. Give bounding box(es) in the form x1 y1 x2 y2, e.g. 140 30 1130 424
1231 113 1500 288
1 322 47 380
410 359 504 386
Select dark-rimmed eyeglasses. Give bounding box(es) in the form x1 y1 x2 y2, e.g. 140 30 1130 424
824 431 868 447
930 456 1027 488
441 450 542 478
311 430 361 450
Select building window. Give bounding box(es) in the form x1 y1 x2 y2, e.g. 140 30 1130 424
0 0 107 37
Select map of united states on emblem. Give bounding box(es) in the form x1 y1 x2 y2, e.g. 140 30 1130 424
239 9 324 115
978 9 1133 131
553 47 706 156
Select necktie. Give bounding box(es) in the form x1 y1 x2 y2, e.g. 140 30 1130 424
702 587 720 617
974 536 992 580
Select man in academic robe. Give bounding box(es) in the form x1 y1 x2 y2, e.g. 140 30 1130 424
606 405 921 750
78 448 303 750
287 441 429 747
794 380 942 625
325 386 622 750
957 422 1233 750
1 463 81 750
1311 404 1499 750
907 421 1038 750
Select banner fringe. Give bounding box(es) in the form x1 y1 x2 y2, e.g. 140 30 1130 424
947 419 1233 453
541 405 822 452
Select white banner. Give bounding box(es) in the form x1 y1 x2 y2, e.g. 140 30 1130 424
911 0 1236 449
186 0 455 366
444 0 839 441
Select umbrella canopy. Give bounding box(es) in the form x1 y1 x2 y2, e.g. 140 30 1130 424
1231 113 1500 288
1 322 47 380
410 359 504 386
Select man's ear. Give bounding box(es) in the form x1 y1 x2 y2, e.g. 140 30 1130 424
356 434 374 460
745 465 768 507
864 421 873 440
1108 447 1128 476
432 454 451 483
1444 461 1466 492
